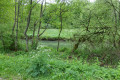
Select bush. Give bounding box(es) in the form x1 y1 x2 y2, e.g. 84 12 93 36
27 53 52 77
0 34 15 51
0 24 24 51
20 47 120 79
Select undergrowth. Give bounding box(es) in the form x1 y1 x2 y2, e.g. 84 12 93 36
0 46 120 80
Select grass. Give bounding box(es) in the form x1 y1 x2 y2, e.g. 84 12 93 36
27 29 79 39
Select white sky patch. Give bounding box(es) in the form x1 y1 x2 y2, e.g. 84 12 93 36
45 0 96 3
37 0 96 3
89 0 96 2
46 0 55 3
37 0 55 4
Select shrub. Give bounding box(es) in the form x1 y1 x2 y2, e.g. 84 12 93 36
59 47 69 52
27 53 52 77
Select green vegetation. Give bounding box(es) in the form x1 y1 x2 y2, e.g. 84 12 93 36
27 29 78 40
1 47 120 80
1 0 120 79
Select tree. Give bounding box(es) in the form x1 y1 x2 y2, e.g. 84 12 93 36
56 0 68 51
0 0 14 23
24 0 33 51
15 0 20 50
12 0 17 35
0 0 14 50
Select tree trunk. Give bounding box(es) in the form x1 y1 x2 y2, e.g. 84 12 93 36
118 1 120 47
119 1 120 21
24 0 32 51
57 5 63 51
113 2 117 48
36 0 44 49
86 10 91 32
12 0 17 35
37 0 44 36
32 20 37 47
72 38 80 53
15 0 20 51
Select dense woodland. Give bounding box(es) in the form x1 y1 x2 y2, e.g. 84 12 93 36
1 0 120 79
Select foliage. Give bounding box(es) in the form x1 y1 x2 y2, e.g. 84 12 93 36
27 52 52 77
0 0 14 23
0 53 30 79
0 24 15 51
1 47 120 80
